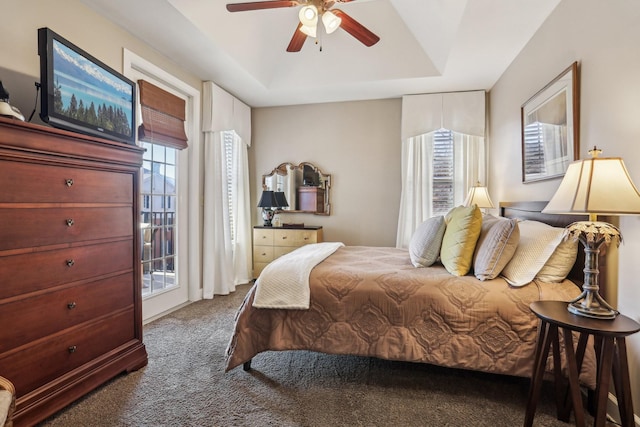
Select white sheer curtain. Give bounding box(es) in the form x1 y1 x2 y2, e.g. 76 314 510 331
396 91 487 248
201 82 252 297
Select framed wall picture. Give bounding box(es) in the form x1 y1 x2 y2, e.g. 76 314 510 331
521 62 579 183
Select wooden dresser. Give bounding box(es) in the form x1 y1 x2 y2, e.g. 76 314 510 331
0 117 148 426
252 225 323 278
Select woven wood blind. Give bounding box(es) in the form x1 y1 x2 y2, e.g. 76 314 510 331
138 80 188 150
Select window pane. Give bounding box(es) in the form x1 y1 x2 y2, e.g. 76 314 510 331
143 142 152 160
166 148 176 165
165 227 175 256
152 144 165 163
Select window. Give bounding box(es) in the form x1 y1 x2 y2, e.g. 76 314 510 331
432 129 455 216
140 142 177 296
223 130 235 242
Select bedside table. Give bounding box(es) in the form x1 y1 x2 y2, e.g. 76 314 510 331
252 225 323 278
524 300 640 427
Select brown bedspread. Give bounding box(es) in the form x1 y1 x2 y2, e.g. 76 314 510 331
225 246 596 388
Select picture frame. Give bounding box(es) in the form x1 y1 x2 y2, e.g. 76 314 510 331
521 62 579 183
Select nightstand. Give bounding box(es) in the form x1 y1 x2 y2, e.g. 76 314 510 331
252 225 323 278
524 300 640 427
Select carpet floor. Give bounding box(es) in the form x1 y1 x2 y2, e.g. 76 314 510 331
40 283 595 426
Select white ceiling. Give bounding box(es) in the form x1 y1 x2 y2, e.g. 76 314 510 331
80 0 560 108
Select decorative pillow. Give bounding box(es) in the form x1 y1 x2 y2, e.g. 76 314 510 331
500 220 566 287
536 237 579 283
473 215 520 281
409 216 446 267
440 205 482 276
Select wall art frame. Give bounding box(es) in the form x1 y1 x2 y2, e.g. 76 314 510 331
521 61 579 183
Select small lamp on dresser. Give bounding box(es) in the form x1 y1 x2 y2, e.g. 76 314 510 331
258 190 279 226
257 190 289 227
542 147 640 319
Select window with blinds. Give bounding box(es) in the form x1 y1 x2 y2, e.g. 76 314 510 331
432 129 455 216
223 131 235 242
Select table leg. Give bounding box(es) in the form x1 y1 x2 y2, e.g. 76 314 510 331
561 327 585 427
594 336 615 427
524 320 555 427
612 337 635 427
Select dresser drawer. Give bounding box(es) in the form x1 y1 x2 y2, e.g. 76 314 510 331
253 245 274 263
0 308 135 397
274 246 297 258
253 228 274 245
0 240 132 300
0 207 132 251
0 273 134 353
274 229 319 246
0 160 133 203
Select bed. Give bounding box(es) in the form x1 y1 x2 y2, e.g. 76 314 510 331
225 201 600 389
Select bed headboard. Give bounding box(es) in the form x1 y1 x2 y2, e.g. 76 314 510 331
499 201 607 298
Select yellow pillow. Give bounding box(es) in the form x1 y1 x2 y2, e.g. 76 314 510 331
440 205 482 276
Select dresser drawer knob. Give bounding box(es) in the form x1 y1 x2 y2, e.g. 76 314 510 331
65 178 74 187
66 218 74 227
66 259 75 267
281 236 287 240
304 237 309 240
67 302 77 309
68 345 77 354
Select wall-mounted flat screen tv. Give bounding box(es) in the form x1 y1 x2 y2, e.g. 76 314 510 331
38 27 136 145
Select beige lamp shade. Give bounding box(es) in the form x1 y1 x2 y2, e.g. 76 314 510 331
464 183 495 209
542 157 640 218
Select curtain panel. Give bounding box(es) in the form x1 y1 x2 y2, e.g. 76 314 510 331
202 82 252 297
137 80 189 149
396 91 487 248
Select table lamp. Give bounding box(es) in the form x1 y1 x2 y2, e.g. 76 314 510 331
464 181 495 212
542 147 640 319
257 190 279 227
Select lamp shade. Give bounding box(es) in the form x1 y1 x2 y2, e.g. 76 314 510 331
542 157 640 216
463 183 495 209
322 11 341 34
257 190 278 208
274 191 289 208
299 5 318 26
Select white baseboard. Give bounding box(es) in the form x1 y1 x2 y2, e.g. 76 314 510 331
607 391 640 427
142 301 193 325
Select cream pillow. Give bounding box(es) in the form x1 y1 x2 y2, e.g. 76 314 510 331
473 215 520 281
440 205 482 276
536 237 579 283
409 216 446 267
500 220 566 287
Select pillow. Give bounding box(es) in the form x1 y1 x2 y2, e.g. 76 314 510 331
536 237 578 283
440 205 482 276
409 216 446 267
473 215 520 281
500 220 566 287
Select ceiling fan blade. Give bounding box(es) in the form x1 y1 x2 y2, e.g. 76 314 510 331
226 1 299 12
332 9 380 47
287 22 307 52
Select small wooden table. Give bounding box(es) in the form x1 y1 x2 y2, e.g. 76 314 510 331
524 300 640 427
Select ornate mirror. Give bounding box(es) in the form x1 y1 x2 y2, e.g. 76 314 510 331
262 162 331 215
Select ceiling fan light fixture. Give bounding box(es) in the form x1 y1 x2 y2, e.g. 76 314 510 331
300 23 317 38
322 11 341 34
299 5 318 26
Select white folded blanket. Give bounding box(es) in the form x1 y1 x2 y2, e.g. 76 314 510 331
252 242 344 309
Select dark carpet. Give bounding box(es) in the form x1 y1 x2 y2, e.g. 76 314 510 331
40 283 591 426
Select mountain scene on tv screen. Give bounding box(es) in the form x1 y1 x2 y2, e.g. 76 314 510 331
52 39 132 138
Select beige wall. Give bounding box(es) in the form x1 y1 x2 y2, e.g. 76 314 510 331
490 0 640 416
251 99 402 246
1 0 201 121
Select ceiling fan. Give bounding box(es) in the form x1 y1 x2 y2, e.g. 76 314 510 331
226 0 380 52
